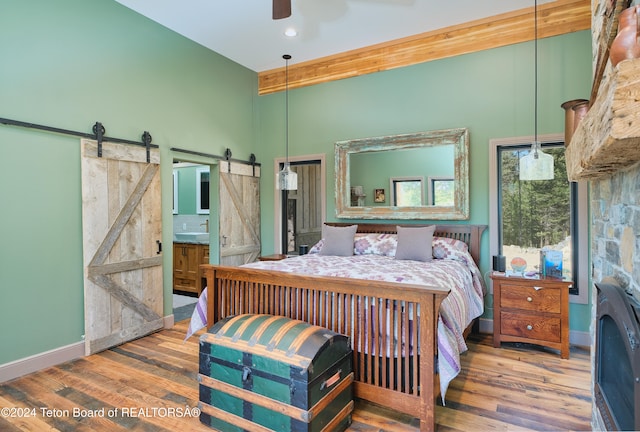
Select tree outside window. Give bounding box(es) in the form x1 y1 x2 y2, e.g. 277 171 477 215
498 144 573 281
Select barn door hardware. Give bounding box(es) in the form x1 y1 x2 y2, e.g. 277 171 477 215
93 122 105 157
142 131 152 163
170 147 262 169
0 116 158 153
224 148 232 172
249 153 257 176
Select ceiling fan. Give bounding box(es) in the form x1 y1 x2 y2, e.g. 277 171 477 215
273 0 291 19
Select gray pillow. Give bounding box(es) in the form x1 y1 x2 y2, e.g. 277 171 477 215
319 224 358 256
395 225 436 261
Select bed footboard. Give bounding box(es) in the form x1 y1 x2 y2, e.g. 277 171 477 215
201 264 449 432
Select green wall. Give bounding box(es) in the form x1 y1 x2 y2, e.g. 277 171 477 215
0 0 592 367
254 31 593 334
0 0 256 364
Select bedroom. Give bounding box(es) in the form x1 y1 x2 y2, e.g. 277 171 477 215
0 0 604 430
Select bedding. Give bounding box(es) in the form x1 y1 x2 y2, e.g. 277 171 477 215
186 234 484 402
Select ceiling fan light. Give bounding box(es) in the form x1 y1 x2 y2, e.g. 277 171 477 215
284 28 297 37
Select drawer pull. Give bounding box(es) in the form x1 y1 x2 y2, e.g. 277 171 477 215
526 324 533 331
533 286 543 291
527 296 533 302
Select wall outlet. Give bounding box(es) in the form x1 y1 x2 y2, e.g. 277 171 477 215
182 223 187 230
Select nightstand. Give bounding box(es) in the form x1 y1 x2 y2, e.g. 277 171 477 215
490 273 571 359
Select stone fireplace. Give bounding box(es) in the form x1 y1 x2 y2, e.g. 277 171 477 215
594 280 640 430
565 1 640 429
590 169 640 430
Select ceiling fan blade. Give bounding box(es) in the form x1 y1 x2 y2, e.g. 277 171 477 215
273 0 291 20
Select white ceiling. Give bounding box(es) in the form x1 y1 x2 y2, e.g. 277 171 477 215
114 0 549 72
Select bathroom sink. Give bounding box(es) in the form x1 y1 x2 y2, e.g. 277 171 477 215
175 232 209 242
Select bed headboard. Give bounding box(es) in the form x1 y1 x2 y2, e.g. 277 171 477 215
325 222 487 265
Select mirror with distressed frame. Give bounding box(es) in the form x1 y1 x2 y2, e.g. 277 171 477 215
335 128 469 220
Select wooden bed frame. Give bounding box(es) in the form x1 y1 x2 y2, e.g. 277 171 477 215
201 223 486 431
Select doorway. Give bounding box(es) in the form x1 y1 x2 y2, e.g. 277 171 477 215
274 155 326 254
171 160 216 322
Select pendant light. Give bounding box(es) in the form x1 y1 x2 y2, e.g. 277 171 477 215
519 0 554 181
277 54 298 190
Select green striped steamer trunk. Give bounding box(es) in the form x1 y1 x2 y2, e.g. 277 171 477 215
198 314 354 432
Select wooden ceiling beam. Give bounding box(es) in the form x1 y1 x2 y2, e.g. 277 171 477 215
258 0 591 95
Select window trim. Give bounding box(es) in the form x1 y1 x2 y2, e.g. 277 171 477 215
428 176 454 206
172 169 179 215
196 166 210 215
489 134 589 305
389 176 424 206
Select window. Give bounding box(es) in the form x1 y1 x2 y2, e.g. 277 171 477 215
428 176 454 206
196 166 210 214
390 177 424 206
490 136 588 303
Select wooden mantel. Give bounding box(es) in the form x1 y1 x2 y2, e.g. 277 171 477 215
566 58 640 181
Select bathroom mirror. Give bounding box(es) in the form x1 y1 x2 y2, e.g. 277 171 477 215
335 128 469 220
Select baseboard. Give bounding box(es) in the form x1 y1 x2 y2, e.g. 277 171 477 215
0 341 84 383
164 314 175 329
478 317 493 334
569 329 590 348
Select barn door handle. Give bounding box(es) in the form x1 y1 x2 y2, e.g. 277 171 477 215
221 235 228 247
156 240 162 255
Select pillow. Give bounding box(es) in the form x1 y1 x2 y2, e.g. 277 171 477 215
354 233 397 256
319 224 358 256
308 239 324 254
432 236 469 260
394 225 436 262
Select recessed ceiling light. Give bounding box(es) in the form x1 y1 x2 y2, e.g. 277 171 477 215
284 28 298 37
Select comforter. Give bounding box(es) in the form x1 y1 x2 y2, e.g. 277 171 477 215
186 247 484 402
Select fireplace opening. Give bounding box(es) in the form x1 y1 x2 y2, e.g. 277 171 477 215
594 281 640 431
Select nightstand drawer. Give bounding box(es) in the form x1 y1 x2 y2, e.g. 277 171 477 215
500 284 561 313
500 311 561 343
175 278 197 289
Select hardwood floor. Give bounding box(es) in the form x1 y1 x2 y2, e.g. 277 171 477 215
0 321 591 431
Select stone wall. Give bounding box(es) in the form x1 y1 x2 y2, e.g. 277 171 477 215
590 163 640 430
591 166 640 301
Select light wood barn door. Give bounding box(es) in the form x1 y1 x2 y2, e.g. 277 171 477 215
81 139 163 355
219 162 260 266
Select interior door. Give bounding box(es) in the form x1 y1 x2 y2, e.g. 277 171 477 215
219 161 260 265
81 139 163 355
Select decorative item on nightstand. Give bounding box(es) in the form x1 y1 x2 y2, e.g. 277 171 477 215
510 257 527 274
540 249 563 279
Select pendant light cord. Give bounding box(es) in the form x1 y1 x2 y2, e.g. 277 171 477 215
534 0 539 157
284 54 291 165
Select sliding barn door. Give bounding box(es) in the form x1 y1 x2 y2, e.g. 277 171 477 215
219 162 260 266
81 139 163 355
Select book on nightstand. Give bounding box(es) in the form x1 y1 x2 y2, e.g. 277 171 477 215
540 249 563 279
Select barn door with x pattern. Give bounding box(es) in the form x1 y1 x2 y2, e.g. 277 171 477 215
219 161 260 266
81 138 163 355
